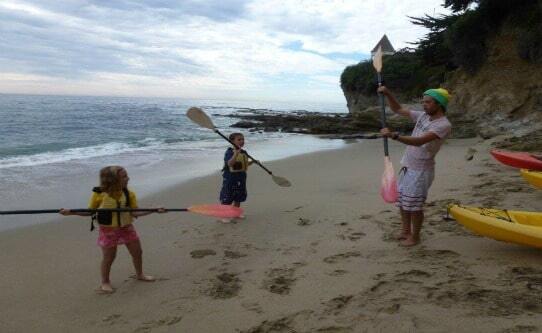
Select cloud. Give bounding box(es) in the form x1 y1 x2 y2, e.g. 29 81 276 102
0 0 450 102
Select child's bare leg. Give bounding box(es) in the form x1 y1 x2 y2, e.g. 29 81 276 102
401 210 424 246
233 201 245 219
397 208 412 240
126 240 154 281
100 246 117 292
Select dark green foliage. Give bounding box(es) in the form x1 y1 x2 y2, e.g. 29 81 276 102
340 61 376 95
410 14 460 67
445 10 488 74
478 0 536 29
517 26 542 63
511 1 542 63
450 0 542 68
378 50 427 97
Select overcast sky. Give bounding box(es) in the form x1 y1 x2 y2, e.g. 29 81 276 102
0 1 450 102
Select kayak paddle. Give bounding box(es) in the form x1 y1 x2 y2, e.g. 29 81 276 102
372 45 398 203
186 107 292 187
0 204 243 219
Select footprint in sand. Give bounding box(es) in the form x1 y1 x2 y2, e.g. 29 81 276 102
501 325 539 333
348 231 366 241
263 266 299 295
337 231 366 241
323 295 353 315
327 269 349 276
408 249 460 261
284 205 304 213
207 273 241 299
392 270 432 285
473 172 489 178
396 269 432 278
312 326 352 333
240 316 294 333
102 314 123 325
133 316 183 332
239 310 314 333
507 267 542 292
190 249 217 259
297 217 312 226
224 250 247 259
379 303 401 314
241 301 264 314
323 252 361 264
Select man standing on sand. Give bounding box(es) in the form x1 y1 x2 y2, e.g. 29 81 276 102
378 86 452 246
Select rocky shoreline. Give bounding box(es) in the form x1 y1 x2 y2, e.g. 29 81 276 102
220 107 480 140
218 107 413 140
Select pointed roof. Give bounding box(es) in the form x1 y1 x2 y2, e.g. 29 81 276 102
371 34 395 54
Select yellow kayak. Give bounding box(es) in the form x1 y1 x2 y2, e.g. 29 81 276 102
520 169 542 189
449 205 542 249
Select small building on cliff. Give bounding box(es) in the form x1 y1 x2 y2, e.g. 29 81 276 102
371 35 395 57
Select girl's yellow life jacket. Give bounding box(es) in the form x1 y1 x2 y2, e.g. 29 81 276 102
89 187 137 228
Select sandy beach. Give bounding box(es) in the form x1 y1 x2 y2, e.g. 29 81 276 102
1 137 541 333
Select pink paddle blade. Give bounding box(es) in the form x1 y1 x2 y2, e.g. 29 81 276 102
380 156 398 203
187 204 244 218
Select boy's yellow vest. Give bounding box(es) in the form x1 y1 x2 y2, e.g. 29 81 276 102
229 150 248 173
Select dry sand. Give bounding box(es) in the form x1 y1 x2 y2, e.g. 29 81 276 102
1 137 541 333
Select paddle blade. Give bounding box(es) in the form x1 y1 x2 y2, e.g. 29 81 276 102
380 156 398 203
187 204 243 218
272 175 292 187
372 45 383 73
186 107 215 130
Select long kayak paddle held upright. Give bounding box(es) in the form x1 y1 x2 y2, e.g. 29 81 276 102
186 107 292 187
372 45 398 203
0 204 244 219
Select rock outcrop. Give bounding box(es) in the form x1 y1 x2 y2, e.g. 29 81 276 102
445 28 542 139
224 108 414 139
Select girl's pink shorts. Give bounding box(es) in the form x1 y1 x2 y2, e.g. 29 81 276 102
97 224 139 248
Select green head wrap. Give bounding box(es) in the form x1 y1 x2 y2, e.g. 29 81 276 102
424 88 450 110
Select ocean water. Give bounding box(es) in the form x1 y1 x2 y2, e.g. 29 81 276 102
0 94 347 231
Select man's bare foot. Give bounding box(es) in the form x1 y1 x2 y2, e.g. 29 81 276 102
218 218 232 224
96 283 115 294
396 233 411 240
136 274 155 282
400 237 419 247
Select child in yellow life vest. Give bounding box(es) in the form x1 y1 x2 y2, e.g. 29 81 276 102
60 166 165 294
219 133 254 222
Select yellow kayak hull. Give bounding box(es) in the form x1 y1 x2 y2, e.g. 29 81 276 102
520 169 542 189
449 205 542 249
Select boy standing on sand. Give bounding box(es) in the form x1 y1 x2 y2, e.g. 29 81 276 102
378 86 452 246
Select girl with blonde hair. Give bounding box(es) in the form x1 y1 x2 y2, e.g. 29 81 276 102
61 166 165 293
